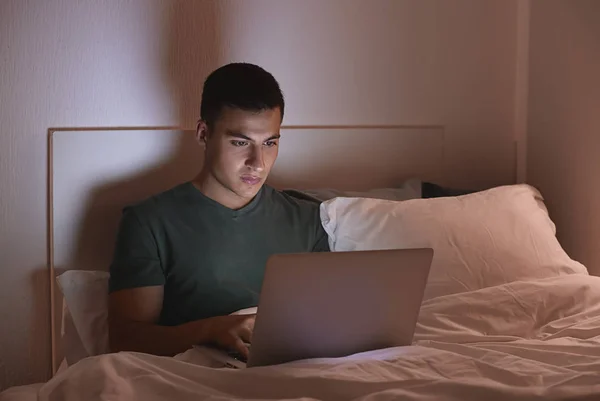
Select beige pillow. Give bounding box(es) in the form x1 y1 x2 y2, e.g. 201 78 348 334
320 184 588 301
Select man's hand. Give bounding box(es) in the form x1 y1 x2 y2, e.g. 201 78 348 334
207 314 256 359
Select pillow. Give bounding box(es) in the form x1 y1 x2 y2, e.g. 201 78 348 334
59 294 90 366
421 181 476 198
56 270 110 362
320 184 588 301
283 178 422 203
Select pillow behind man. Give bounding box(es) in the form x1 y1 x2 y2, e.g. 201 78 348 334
284 180 475 204
283 178 422 203
421 182 476 198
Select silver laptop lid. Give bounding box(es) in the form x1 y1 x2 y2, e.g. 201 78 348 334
247 248 433 367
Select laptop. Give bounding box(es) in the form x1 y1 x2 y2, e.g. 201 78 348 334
222 248 433 369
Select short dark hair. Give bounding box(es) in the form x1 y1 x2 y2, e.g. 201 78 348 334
200 63 285 127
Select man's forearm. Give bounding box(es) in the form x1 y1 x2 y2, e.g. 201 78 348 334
108 318 214 356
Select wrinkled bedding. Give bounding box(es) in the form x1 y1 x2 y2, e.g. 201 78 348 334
3 274 600 401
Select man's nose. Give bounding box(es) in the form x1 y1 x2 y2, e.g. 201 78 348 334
246 147 265 171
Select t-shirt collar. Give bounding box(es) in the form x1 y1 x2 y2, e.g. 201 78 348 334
186 182 264 218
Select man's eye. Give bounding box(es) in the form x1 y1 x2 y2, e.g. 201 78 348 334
231 140 247 147
265 141 277 147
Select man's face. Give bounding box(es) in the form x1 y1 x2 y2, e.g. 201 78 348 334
198 106 282 205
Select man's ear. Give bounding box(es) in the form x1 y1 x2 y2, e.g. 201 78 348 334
196 120 209 145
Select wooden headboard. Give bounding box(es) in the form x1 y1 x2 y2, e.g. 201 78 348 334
48 124 446 374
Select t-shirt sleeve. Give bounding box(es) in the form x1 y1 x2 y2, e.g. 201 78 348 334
108 207 165 293
312 226 330 252
311 206 331 252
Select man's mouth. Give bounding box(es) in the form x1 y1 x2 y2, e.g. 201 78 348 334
241 176 262 186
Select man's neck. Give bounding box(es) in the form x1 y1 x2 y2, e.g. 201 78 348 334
191 171 254 211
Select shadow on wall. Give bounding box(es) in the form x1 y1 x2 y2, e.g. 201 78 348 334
69 2 222 272
37 2 224 376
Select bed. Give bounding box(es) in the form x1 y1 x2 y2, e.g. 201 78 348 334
2 125 600 401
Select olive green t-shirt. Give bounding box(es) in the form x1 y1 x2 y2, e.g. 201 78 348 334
108 182 329 326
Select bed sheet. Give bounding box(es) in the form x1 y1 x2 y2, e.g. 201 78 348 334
3 274 600 401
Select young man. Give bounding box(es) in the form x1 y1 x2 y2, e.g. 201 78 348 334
108 63 329 360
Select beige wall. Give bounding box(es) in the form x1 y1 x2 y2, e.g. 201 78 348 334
527 0 600 276
0 0 520 389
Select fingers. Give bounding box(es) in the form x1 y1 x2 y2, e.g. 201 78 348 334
232 337 250 360
237 325 252 344
213 314 257 356
242 315 256 342
235 315 254 341
231 315 254 357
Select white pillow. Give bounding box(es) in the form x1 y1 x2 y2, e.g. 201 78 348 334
58 295 89 367
320 184 588 301
56 270 110 362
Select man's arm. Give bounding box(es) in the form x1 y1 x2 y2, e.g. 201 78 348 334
108 286 255 357
108 285 205 356
108 207 255 357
